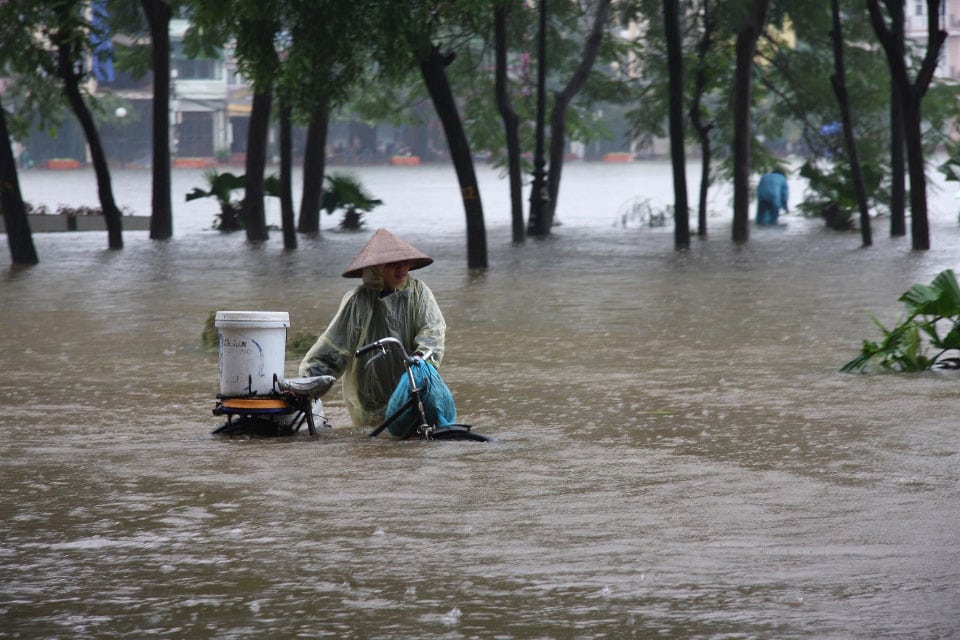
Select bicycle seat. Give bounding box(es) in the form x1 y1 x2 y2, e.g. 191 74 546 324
278 375 336 398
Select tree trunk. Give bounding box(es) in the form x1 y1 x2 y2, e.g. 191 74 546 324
903 92 930 250
0 95 39 265
663 0 690 249
494 6 524 243
544 0 611 231
243 89 271 243
689 0 716 237
883 1 906 237
297 96 329 234
866 0 945 251
889 77 906 237
140 0 173 240
57 36 123 249
419 44 487 270
279 101 296 250
830 0 871 247
731 0 770 244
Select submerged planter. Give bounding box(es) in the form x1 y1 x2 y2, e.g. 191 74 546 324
0 214 151 234
389 155 421 166
173 157 216 169
45 158 82 170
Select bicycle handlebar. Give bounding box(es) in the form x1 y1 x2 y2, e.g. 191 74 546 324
355 337 398 357
355 337 432 363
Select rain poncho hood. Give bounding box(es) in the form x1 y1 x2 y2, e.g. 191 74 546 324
298 267 446 426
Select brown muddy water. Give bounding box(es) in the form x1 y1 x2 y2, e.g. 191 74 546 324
2 163 959 638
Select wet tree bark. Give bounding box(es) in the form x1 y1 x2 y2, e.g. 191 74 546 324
140 0 173 240
874 1 907 237
0 94 39 265
867 0 945 250
419 43 488 270
279 101 296 250
243 90 271 243
55 29 123 250
731 0 770 244
494 6 524 243
297 96 329 234
830 0 871 247
689 0 716 237
663 0 690 249
889 77 906 237
544 0 610 231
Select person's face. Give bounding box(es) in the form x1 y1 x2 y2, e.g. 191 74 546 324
381 261 410 289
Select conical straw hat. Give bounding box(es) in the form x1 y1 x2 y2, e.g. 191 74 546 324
342 228 434 278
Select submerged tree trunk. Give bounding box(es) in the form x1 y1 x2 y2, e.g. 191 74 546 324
420 43 487 270
903 93 930 250
544 0 610 231
141 0 173 240
663 0 689 249
867 0 945 250
56 34 123 249
689 0 716 238
830 0 871 247
0 95 38 265
297 96 329 234
494 6 524 243
279 101 296 250
243 90 271 243
879 1 907 237
889 76 906 237
731 0 770 244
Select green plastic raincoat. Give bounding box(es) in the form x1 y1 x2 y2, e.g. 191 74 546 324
298 266 446 426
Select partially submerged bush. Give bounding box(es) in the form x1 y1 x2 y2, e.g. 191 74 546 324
797 159 884 231
616 197 670 228
842 269 960 373
287 331 318 360
322 173 383 231
202 311 219 352
186 170 246 232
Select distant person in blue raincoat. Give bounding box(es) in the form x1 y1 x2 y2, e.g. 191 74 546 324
756 170 789 225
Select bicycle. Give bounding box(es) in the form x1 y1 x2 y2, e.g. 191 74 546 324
356 337 492 442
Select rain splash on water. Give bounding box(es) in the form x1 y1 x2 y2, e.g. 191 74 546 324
2 161 959 638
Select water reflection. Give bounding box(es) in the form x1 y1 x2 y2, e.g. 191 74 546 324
2 164 959 638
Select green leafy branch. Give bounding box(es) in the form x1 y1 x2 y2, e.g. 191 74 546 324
841 269 960 373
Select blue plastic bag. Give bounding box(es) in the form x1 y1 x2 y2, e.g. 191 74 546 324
385 360 457 437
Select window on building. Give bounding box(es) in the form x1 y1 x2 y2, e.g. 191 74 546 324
171 42 223 80
177 112 214 156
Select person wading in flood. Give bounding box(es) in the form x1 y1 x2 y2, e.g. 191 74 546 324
755 169 790 225
298 228 446 427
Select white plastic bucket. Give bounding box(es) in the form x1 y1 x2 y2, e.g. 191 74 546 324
215 311 290 396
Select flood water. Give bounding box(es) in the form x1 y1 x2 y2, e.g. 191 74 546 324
3 162 960 639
